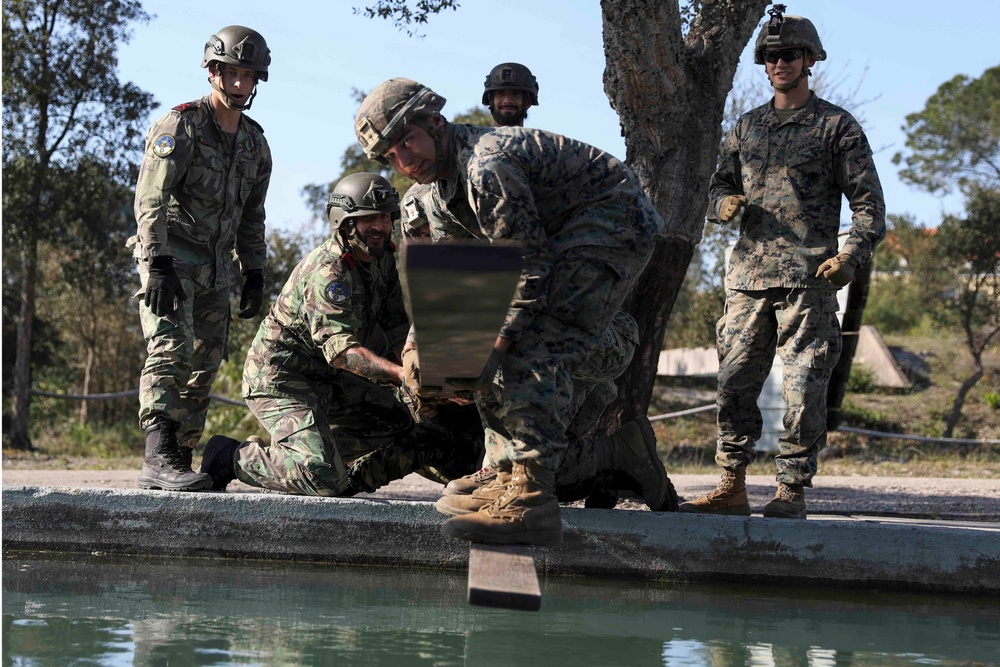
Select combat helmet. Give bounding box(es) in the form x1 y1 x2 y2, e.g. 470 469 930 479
753 5 826 64
327 172 401 233
355 79 447 163
481 62 539 106
202 25 271 80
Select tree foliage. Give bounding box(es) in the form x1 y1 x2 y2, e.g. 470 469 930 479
892 65 1000 195
933 185 1000 437
354 0 459 37
2 0 154 449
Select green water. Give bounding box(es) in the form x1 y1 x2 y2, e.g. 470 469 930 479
3 551 998 666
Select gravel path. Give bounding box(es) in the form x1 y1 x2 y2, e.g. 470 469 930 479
4 470 999 521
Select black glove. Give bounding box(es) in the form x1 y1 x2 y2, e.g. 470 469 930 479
239 269 265 319
144 255 186 317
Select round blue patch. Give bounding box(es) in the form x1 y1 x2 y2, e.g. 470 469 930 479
152 133 176 157
325 282 350 305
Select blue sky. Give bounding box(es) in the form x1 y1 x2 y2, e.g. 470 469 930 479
116 0 999 235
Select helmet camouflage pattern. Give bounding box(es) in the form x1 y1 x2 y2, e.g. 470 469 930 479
327 172 401 232
753 11 826 64
201 25 271 80
355 78 447 161
482 62 539 106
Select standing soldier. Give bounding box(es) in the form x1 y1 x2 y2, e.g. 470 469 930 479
199 173 483 495
130 25 273 491
356 78 675 546
681 6 885 519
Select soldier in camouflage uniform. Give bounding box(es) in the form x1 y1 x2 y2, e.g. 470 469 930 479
198 173 484 496
356 78 674 546
129 25 273 491
680 7 885 519
400 63 538 241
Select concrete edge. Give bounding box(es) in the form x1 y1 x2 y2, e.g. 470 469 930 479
4 485 999 596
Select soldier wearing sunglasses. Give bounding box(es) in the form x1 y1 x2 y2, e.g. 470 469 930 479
681 6 885 519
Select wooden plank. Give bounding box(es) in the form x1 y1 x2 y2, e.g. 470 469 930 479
467 543 541 611
400 239 524 390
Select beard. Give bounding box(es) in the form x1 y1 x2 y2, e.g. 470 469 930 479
490 105 527 127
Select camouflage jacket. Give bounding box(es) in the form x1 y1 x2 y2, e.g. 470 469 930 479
433 123 665 339
131 96 271 290
242 236 410 399
401 183 484 241
708 93 886 290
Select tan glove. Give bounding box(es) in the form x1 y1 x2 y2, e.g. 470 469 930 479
401 347 421 397
816 253 858 287
719 195 748 223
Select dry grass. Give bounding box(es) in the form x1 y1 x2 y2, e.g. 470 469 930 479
650 333 1000 478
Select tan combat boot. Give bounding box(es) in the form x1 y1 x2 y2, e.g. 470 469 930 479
435 469 512 516
763 483 807 519
678 467 751 516
441 463 503 496
595 416 679 511
440 461 562 546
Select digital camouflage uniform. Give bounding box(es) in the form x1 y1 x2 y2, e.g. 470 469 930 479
400 182 640 496
239 235 481 496
707 93 885 485
428 123 664 472
131 95 271 448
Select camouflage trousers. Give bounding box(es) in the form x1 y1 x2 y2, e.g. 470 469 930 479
137 273 230 450
478 244 652 472
239 372 483 496
715 288 843 486
478 308 636 490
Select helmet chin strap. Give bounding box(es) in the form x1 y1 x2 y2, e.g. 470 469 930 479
345 224 387 258
414 117 448 183
769 65 811 92
210 71 258 111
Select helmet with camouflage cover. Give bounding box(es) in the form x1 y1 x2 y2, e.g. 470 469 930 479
482 62 539 106
327 172 401 257
355 79 447 163
201 25 271 81
753 7 826 65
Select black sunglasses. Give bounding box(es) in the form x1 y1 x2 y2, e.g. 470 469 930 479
764 48 804 64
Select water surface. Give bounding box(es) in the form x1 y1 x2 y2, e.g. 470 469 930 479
3 551 998 666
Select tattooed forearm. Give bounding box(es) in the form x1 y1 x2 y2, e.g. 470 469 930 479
333 346 404 385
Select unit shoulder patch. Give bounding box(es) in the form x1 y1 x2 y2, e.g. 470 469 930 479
324 281 350 305
152 134 176 157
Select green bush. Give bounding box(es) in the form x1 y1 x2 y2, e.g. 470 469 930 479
846 366 878 394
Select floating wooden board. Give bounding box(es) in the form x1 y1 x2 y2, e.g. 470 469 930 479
400 240 525 390
467 543 541 612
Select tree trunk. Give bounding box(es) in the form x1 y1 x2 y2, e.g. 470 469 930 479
593 0 768 433
11 236 38 451
80 346 94 427
943 366 983 438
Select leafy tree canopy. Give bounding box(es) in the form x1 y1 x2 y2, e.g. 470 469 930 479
892 65 1000 195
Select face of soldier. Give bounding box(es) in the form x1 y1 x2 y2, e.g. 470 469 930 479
384 118 445 184
211 63 259 109
490 89 528 127
354 213 393 254
764 47 814 92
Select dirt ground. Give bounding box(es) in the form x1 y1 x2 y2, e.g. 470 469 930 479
4 469 999 522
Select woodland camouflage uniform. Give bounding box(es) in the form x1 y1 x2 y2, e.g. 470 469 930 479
132 95 271 447
238 234 481 495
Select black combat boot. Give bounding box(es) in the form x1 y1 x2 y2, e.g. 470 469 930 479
138 421 213 491
199 435 244 491
594 416 680 511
